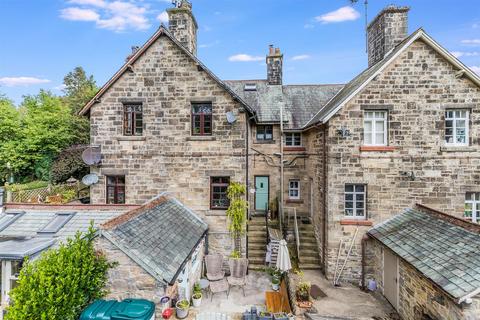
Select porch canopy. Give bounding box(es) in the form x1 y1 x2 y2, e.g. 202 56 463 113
0 237 55 260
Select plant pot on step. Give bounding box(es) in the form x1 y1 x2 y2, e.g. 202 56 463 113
192 292 202 307
258 312 273 320
272 278 280 291
176 299 190 319
273 312 288 320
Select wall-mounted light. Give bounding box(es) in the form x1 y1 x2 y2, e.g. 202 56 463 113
337 127 351 138
400 171 416 181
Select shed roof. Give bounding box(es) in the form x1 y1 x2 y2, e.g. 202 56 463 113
368 206 480 304
0 238 55 260
101 194 208 285
225 80 343 129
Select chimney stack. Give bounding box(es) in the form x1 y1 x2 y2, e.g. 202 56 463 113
266 45 283 85
367 5 410 67
167 0 198 55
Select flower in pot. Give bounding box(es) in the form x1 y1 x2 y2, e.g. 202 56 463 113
192 292 202 307
296 281 311 302
273 312 288 320
175 299 190 319
258 311 273 320
272 277 280 291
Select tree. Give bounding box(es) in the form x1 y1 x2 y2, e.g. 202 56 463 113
226 182 248 255
50 145 89 183
5 224 115 320
63 66 98 115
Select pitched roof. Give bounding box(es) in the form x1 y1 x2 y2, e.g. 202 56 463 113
368 206 480 304
225 80 343 129
101 194 208 285
79 26 255 117
304 28 480 128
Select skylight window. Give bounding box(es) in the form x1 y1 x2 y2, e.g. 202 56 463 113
38 212 76 234
0 211 25 232
244 83 257 91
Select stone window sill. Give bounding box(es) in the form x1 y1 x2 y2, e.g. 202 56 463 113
340 219 373 226
116 136 146 141
440 146 475 152
253 140 276 144
286 199 303 204
360 146 395 152
284 146 306 152
187 136 216 141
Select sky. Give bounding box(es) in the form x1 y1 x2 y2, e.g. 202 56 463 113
0 0 479 105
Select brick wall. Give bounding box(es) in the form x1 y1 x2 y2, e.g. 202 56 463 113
323 39 480 282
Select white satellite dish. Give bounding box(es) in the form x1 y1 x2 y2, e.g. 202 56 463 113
82 173 99 186
226 112 237 124
82 146 101 166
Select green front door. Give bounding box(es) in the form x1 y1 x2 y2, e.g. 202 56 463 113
255 176 269 211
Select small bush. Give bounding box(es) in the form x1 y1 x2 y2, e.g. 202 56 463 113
6 224 116 320
5 180 49 192
50 145 89 183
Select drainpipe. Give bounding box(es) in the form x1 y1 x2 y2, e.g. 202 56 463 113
279 103 284 231
361 234 369 291
0 187 4 214
245 113 250 260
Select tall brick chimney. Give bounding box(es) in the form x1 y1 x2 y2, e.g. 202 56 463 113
167 0 198 55
266 45 283 85
367 5 409 67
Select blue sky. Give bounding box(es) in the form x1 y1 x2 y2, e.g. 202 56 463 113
0 0 479 104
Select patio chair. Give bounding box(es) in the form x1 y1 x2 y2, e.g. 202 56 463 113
227 258 249 296
205 254 225 281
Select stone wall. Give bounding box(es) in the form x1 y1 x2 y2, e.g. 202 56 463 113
89 34 247 255
367 239 480 320
322 39 480 282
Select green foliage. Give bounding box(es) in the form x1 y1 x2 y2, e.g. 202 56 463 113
226 182 248 253
176 300 190 310
63 67 98 115
229 250 241 259
50 145 89 183
4 180 49 192
193 283 202 295
5 223 115 320
61 189 77 203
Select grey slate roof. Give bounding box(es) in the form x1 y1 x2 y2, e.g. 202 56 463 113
101 194 208 285
0 238 55 260
225 80 343 129
368 208 480 303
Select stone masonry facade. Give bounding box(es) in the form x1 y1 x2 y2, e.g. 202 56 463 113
321 39 480 283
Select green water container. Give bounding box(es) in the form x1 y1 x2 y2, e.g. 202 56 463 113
80 299 155 320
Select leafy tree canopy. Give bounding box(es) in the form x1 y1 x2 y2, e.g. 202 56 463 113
63 66 98 114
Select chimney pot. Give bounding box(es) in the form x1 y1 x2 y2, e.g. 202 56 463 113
167 0 198 55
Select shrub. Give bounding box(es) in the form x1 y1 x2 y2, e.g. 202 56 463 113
50 145 89 183
4 180 49 192
5 224 115 320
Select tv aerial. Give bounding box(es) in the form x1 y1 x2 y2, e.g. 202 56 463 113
172 0 183 8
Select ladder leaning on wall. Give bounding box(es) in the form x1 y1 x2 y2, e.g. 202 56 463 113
332 227 359 286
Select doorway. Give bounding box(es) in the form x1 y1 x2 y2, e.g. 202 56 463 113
254 176 269 212
383 249 399 310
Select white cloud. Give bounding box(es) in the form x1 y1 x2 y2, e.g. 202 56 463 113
60 0 151 32
470 66 480 75
228 54 264 62
60 7 100 21
315 6 360 24
0 77 51 87
291 54 311 61
157 11 169 24
451 51 479 58
304 24 314 29
53 84 67 91
461 39 480 46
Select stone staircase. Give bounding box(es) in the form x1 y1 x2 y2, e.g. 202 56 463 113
247 216 267 270
295 220 322 270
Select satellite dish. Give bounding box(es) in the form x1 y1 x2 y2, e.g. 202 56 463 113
82 146 101 166
226 112 237 124
82 173 99 186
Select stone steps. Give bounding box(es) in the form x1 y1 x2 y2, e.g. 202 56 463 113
248 249 266 258
298 263 322 270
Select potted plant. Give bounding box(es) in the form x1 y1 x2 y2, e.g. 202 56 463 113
191 283 202 307
296 281 311 302
272 277 280 291
258 311 273 320
273 312 288 320
175 299 190 319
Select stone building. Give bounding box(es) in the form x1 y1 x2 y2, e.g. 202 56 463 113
78 1 480 316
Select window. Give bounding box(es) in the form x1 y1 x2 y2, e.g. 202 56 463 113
210 177 230 209
289 180 300 200
192 103 212 136
257 125 273 141
0 211 24 232
285 133 301 146
106 176 125 204
344 184 366 218
364 111 387 146
445 110 469 145
465 192 480 223
38 212 76 234
123 104 143 136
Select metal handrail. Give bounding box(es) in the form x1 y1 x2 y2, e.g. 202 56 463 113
293 208 300 259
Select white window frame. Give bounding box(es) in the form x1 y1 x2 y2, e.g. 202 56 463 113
465 192 480 223
288 180 300 200
344 184 366 219
285 133 302 147
445 109 469 146
364 110 388 146
1 260 21 306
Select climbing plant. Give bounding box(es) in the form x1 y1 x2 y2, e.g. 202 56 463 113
226 181 248 254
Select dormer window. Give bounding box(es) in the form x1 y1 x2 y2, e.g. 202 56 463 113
192 102 212 136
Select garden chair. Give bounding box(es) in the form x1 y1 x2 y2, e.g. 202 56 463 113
205 254 225 281
227 258 249 296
